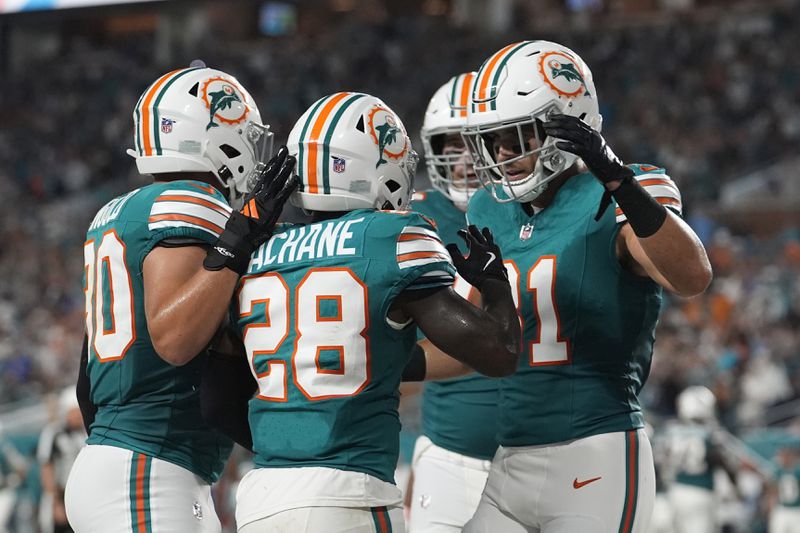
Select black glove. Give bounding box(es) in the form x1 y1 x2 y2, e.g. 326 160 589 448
204 146 299 274
446 225 508 291
543 114 635 219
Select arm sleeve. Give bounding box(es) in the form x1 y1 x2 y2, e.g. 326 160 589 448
615 165 683 223
401 344 427 382
200 349 257 452
76 335 97 435
143 183 232 261
395 217 456 291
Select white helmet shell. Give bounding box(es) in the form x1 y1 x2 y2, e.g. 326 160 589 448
463 40 602 203
677 386 717 423
129 67 273 205
288 92 418 212
420 72 480 209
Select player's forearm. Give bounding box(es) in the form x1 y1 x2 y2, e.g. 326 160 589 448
419 339 472 381
437 280 520 377
147 269 240 365
479 278 522 369
636 212 712 296
40 463 58 496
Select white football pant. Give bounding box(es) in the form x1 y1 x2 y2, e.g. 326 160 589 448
464 429 654 533
64 444 220 533
406 435 491 532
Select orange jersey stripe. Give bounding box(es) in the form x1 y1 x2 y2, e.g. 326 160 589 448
155 195 230 216
307 93 350 193
477 43 518 112
615 197 681 216
189 183 218 196
398 233 441 243
397 251 449 262
638 177 677 189
148 213 224 234
140 69 182 157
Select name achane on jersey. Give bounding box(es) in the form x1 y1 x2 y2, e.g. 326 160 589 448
249 217 365 270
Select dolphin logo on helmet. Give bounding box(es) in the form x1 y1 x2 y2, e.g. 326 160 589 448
288 92 417 213
375 118 400 168
205 84 243 130
464 41 602 204
128 66 272 208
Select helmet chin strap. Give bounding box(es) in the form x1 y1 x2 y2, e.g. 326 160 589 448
447 185 475 210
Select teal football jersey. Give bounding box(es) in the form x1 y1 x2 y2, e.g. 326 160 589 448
411 190 500 460
237 209 456 484
83 180 233 483
665 424 716 490
778 465 800 507
467 166 681 446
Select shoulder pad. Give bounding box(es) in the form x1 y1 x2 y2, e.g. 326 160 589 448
148 181 232 239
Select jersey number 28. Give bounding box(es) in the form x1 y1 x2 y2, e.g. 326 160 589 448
238 267 369 401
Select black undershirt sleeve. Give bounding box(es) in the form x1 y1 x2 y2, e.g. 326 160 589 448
76 335 97 435
401 344 427 382
200 349 257 452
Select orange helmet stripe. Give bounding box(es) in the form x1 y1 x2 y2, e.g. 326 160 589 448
306 92 351 194
474 42 519 112
138 69 183 157
458 72 474 117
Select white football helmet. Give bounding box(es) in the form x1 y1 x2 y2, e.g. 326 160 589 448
128 66 273 206
288 92 418 212
420 72 480 210
463 40 602 203
677 386 717 423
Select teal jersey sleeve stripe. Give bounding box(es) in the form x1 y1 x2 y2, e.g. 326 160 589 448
322 93 366 194
151 67 201 156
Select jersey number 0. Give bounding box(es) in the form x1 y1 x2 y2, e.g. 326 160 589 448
83 231 136 362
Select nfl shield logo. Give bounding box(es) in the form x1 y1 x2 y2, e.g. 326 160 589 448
519 223 534 241
332 157 346 173
161 118 175 134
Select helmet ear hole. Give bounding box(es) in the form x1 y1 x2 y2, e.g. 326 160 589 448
355 115 365 133
188 82 199 97
384 179 401 193
219 144 242 158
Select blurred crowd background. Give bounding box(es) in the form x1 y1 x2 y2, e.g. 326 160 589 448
0 0 798 531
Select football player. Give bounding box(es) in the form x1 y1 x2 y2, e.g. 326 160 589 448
229 92 521 533
64 66 297 533
663 386 739 533
405 73 499 533
770 441 800 533
460 40 712 533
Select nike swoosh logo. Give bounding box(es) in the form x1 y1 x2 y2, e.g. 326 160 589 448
483 252 496 271
573 476 602 489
